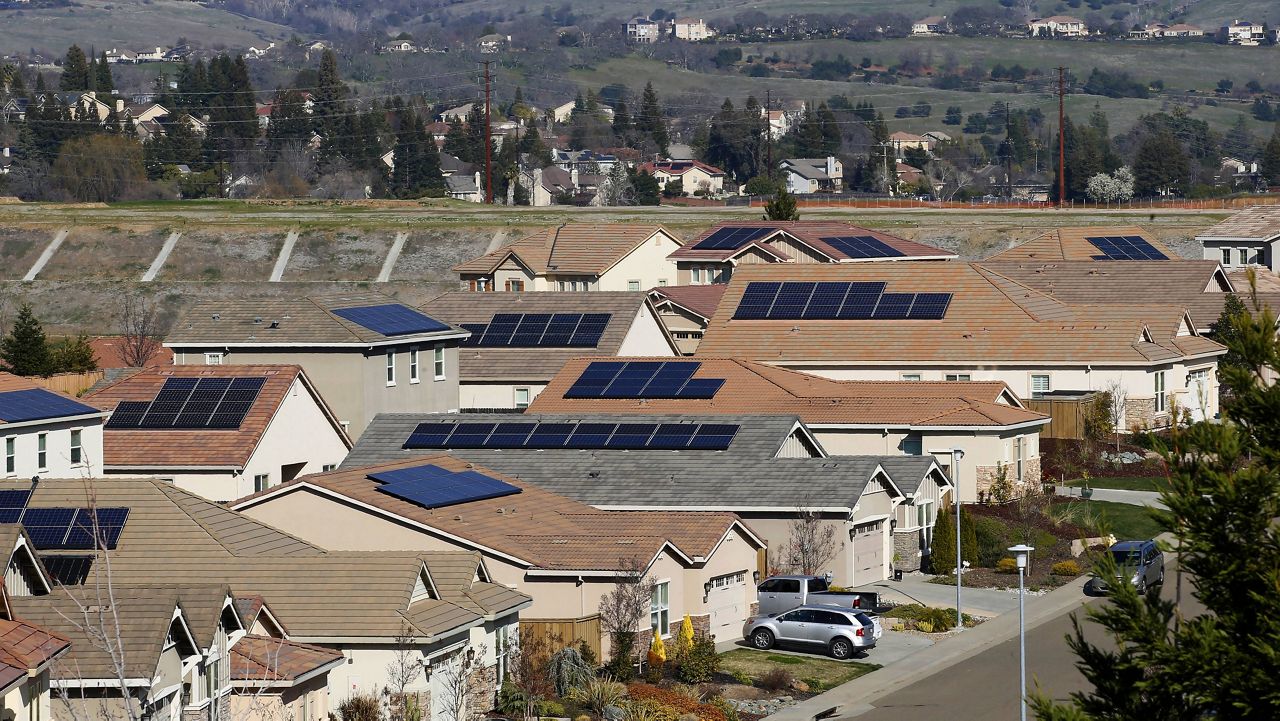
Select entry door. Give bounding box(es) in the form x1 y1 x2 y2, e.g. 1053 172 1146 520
853 522 884 582
1187 369 1210 421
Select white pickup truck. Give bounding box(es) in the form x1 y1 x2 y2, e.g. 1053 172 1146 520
756 575 881 616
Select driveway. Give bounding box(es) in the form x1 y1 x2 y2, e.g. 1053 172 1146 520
719 629 935 668
854 575 1022 617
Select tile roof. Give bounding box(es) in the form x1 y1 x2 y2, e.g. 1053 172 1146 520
85 364 349 469
88 337 174 369
529 357 1047 429
1198 206 1280 241
164 293 465 346
986 226 1176 261
0 617 70 680
648 284 728 320
780 158 837 181
669 221 954 262
0 373 107 426
695 263 1226 366
453 224 679 275
235 455 753 571
231 635 344 684
342 414 945 508
420 292 663 380
639 160 725 177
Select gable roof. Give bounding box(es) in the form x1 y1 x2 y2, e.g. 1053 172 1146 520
696 263 1226 366
86 365 350 470
231 635 344 685
639 160 725 177
529 357 1047 429
88 337 174 369
780 158 837 181
0 373 107 427
452 224 680 276
670 221 955 263
986 227 1176 261
0 617 70 694
1198 206 1280 242
648 285 728 320
164 293 466 347
421 292 671 381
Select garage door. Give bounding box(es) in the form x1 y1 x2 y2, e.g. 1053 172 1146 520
853 521 885 583
706 571 748 638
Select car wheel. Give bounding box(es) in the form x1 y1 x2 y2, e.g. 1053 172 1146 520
1157 567 1165 585
1136 578 1146 596
751 629 775 650
829 638 853 660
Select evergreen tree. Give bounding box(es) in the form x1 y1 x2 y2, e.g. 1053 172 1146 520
631 168 660 205
464 105 487 163
1262 124 1280 185
959 506 977 566
49 335 97 373
930 500 956 574
612 100 632 141
0 304 52 377
764 186 799 220
818 102 841 155
266 89 312 153
1133 129 1190 197
59 45 91 91
95 51 113 93
636 82 668 154
443 117 470 161
312 49 349 145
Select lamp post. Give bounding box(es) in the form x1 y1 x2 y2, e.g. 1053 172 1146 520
952 447 965 631
1008 544 1034 721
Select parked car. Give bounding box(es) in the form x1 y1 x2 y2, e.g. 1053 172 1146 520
756 575 879 616
743 605 882 659
1087 539 1164 595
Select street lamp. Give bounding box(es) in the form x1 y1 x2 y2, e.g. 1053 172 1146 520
952 447 965 631
1008 543 1034 721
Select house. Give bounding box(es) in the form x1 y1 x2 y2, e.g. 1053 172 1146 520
419 291 677 409
1 98 28 123
672 17 713 40
1163 23 1204 38
125 101 169 124
245 42 275 59
889 131 933 158
0 373 109 480
648 285 728 354
164 294 469 438
1197 206 1280 272
552 149 619 174
0 532 70 721
1029 16 1087 37
228 631 344 720
895 162 926 191
529 357 1047 507
780 156 843 194
640 160 725 196
989 226 1177 263
1220 20 1265 46
104 48 137 63
911 16 949 35
340 413 952 583
84 365 350 501
454 224 684 292
446 171 485 203
668 221 956 286
923 130 953 145
476 34 510 53
234 455 764 651
134 47 166 62
549 100 577 124
439 103 474 122
627 17 661 43
517 166 597 207
696 262 1228 427
4 477 527 718
382 40 417 53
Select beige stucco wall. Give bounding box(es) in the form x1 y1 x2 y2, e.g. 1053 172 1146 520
596 232 682 291
1 669 51 721
0 418 104 481
230 673 331 721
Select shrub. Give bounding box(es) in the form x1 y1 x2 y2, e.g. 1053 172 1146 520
918 621 934 633
549 645 595 696
974 516 1011 567
729 669 752 685
606 632 637 680
569 677 627 714
758 667 795 691
1051 560 1082 576
996 557 1018 573
627 683 728 721
707 696 740 721
675 635 718 683
338 694 383 721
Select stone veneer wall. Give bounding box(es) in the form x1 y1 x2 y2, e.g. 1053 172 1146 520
974 456 1043 497
894 530 923 572
1126 397 1170 431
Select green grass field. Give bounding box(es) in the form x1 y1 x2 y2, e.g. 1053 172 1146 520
1085 500 1165 540
719 648 880 691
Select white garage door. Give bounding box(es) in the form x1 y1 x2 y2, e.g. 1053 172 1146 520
706 571 748 638
853 521 885 583
1187 369 1211 422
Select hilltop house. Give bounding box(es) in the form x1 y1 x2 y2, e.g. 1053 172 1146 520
0 373 109 480
912 16 949 35
780 156 843 193
672 17 713 40
1220 20 1265 46
1029 16 1087 37
889 131 933 158
627 18 661 43
640 160 725 196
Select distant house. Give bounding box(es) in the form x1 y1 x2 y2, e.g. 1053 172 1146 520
476 33 510 53
895 162 926 190
912 16 949 35
1028 15 1087 37
923 130 953 145
672 17 713 40
382 39 416 53
1220 20 1265 46
1132 23 1202 38
135 46 166 62
779 156 843 193
446 171 485 203
627 17 661 43
517 165 598 207
1 98 28 122
640 160 725 196
889 131 933 157
549 100 577 124
764 108 791 139
89 336 174 369
1197 206 1280 272
552 148 619 173
439 102 474 122
103 48 137 63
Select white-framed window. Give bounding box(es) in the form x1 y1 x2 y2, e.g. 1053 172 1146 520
4 437 14 475
1221 248 1231 265
409 346 420 384
657 279 668 287
1031 374 1051 397
900 373 922 381
204 352 223 365
1015 436 1025 483
36 433 46 471
254 474 269 493
945 373 971 381
628 280 641 291
322 464 336 472
385 350 396 386
709 571 746 588
514 388 531 409
70 429 83 465
650 581 670 637
691 268 702 284
1155 370 1166 413
434 345 445 379
1251 248 1263 265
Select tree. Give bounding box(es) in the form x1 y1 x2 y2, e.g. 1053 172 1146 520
930 499 956 574
0 304 52 376
1261 124 1280 186
600 162 634 206
597 558 657 677
438 643 489 721
385 624 423 721
1211 292 1250 377
1085 167 1135 203
94 51 113 94
777 508 838 575
1031 296 1280 719
1106 379 1128 449
50 335 97 373
52 135 147 202
943 106 963 125
507 627 557 721
117 292 164 367
60 45 91 91
636 82 669 154
630 168 660 206
1133 130 1189 197
764 186 799 220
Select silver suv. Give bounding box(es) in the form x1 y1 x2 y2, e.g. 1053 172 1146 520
1088 539 1164 595
743 605 882 660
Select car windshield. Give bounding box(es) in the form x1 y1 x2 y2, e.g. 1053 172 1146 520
1110 549 1141 567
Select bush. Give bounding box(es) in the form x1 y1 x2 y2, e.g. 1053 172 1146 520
729 669 752 685
918 621 934 633
549 646 595 696
882 604 957 631
707 696 740 721
675 635 718 683
338 694 383 721
758 667 795 691
1051 560 1082 576
569 677 627 714
996 557 1018 574
627 683 728 721
974 516 1010 567
605 631 636 680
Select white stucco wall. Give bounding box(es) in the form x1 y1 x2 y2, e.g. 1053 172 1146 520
1 418 104 481
596 232 682 291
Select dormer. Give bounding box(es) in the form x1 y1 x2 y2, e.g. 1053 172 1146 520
411 563 439 604
3 528 52 597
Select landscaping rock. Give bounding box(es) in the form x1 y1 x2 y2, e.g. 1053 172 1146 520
789 679 810 693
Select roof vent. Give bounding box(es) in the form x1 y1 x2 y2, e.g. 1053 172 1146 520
588 471 600 479
453 515 463 521
268 320 280 329
211 313 221 321
253 316 263 324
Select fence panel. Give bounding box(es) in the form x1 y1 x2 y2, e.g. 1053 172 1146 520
519 615 602 660
32 371 105 397
1024 394 1095 440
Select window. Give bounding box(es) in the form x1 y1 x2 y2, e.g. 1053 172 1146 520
650 582 670 637
900 373 922 381
628 280 641 292
657 279 668 287
254 474 269 493
945 374 971 381
1015 436 1025 483
691 268 702 284
1251 248 1263 265
1221 248 1231 265
807 577 828 592
813 610 851 625
409 347 420 384
709 571 745 588
36 433 46 471
385 350 396 386
70 429 82 465
514 388 530 409
4 438 13 475
434 345 445 379
204 352 223 365
322 464 336 472
901 434 923 455
505 279 525 291
1031 374 1051 397
1155 370 1166 413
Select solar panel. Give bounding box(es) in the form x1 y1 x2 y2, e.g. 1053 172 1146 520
733 281 782 320
568 314 611 347
487 422 536 448
105 401 149 429
771 282 817 318
64 507 129 550
372 464 521 509
606 423 659 449
510 314 553 346
41 555 94 586
872 293 914 319
819 235 906 259
478 314 522 346
332 304 451 336
447 422 496 448
568 422 616 448
692 226 772 250
688 424 739 449
1086 235 1168 261
22 507 76 549
803 282 851 319
650 423 697 449
564 361 626 398
542 314 582 346
0 490 31 510
526 422 575 447
837 281 886 319
906 292 953 320
677 378 725 399
564 361 725 400
460 323 488 346
733 281 951 320
603 362 664 397
110 376 263 431
0 389 100 423
404 422 457 449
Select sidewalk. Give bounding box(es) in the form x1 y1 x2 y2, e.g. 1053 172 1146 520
1055 484 1166 508
853 575 1020 617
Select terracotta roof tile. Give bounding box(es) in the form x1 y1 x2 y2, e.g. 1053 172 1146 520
452 224 680 275
0 617 70 672
89 337 174 369
231 634 343 683
648 285 728 319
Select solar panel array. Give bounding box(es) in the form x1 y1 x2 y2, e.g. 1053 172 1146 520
41 555 94 586
105 376 265 430
460 313 612 347
818 235 906 259
1085 236 1169 261
0 389 100 423
331 303 452 336
563 361 726 399
0 491 130 550
404 419 740 451
692 226 774 250
733 281 953 320
371 464 521 509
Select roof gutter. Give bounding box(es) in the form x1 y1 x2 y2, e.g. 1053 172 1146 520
164 333 468 350
806 419 1051 432
0 412 110 431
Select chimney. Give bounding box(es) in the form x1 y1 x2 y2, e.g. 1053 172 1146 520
115 99 124 113
826 156 837 177
534 167 543 199
570 167 580 188
2 147 8 158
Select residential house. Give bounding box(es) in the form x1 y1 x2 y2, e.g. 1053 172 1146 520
1220 20 1265 46
244 43 275 59
550 100 577 124
164 293 469 437
229 632 343 721
889 131 933 158
552 149 619 174
517 165 599 206
1163 23 1204 38
0 373 108 480
340 413 951 585
419 291 677 409
446 172 485 203
911 16 949 35
1 98 28 123
696 262 1228 427
895 162 926 191
1197 206 1280 272
1029 16 1087 37
134 47 166 62
0 610 70 721
439 103 474 122
103 48 138 63
640 160 725 196
529 357 1048 507
988 226 1178 263
234 455 764 650
779 156 843 194
476 34 510 53
764 109 792 140
923 130 953 145
668 221 956 286
672 17 713 40
382 40 417 53
85 365 351 501
453 224 684 292
647 285 728 354
125 101 169 124
627 18 661 43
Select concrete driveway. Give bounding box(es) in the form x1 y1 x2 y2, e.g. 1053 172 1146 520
854 575 1023 617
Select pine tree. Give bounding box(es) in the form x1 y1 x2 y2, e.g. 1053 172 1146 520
929 501 956 574
1134 130 1190 197
818 102 840 155
612 100 632 144
313 49 349 142
1262 124 1280 185
764 186 799 221
637 82 668 154
1211 293 1250 375
59 45 91 91
0 304 52 377
95 51 113 93
443 117 470 161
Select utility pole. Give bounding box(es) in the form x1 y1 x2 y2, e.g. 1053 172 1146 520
766 89 773 182
1057 66 1066 207
482 60 493 204
1004 101 1013 201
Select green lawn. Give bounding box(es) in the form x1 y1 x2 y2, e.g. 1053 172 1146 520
1067 476 1168 492
1084 500 1165 541
719 648 880 692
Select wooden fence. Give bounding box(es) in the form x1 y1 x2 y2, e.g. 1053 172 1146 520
32 371 105 397
519 615 602 660
1023 393 1099 440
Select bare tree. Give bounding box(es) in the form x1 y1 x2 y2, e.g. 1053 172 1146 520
777 508 839 575
438 644 489 721
385 624 423 721
1107 380 1128 452
506 627 556 721
117 293 162 368
596 556 657 670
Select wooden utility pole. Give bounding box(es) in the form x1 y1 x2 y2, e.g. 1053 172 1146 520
1057 66 1066 206
483 60 493 204
765 89 773 181
1004 101 1013 201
